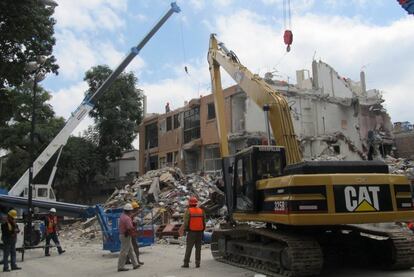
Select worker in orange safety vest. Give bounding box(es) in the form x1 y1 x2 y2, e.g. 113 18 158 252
181 196 205 268
44 208 65 256
408 221 414 232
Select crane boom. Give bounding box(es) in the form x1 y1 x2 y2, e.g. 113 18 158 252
208 34 301 164
9 2 181 198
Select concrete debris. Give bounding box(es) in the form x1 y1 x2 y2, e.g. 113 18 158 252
104 167 224 214
384 155 414 180
62 167 225 242
60 220 102 243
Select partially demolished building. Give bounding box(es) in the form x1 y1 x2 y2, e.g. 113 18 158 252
138 60 393 174
393 121 414 159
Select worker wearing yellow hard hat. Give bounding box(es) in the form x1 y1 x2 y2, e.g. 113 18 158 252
131 201 140 209
1 209 21 272
130 200 144 266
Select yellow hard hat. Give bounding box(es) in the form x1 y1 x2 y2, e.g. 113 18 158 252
131 201 139 209
8 209 17 219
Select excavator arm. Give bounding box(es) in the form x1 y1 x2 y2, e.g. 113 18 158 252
208 34 301 164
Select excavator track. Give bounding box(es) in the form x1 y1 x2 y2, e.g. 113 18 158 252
211 225 323 277
344 224 414 270
212 224 414 276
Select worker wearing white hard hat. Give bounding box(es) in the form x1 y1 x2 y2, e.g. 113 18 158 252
45 207 65 256
117 203 139 271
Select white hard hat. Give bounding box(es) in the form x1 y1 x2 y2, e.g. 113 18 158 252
123 203 133 211
50 208 56 213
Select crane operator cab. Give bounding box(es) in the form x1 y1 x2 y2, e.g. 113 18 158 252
229 145 286 213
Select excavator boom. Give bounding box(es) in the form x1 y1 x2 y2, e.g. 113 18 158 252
208 34 301 164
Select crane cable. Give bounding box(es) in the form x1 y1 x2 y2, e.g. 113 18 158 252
179 16 205 96
179 17 188 74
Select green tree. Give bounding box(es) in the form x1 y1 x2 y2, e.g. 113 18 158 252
54 136 107 203
0 83 64 187
84 65 143 160
0 0 59 89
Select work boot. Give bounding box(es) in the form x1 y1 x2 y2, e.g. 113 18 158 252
11 266 22 270
3 268 10 272
138 260 144 265
59 250 66 255
45 253 51 256
181 264 189 268
117 268 129 272
196 264 200 268
133 265 140 270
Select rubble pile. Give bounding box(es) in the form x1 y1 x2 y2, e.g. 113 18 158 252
384 155 414 180
60 220 102 243
103 167 225 228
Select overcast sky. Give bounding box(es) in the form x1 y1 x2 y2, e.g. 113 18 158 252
43 0 414 141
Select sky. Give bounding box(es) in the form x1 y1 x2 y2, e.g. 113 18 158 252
43 0 414 145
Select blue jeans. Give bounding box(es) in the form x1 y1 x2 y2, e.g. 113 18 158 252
3 240 17 270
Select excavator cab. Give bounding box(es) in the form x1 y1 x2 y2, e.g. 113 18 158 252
228 145 286 213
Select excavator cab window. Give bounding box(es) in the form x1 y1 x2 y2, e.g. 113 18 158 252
234 150 255 212
256 152 283 179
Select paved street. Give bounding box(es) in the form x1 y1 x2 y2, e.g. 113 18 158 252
2 240 413 277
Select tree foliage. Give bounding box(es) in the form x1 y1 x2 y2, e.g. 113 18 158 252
0 84 64 187
54 136 107 203
84 65 143 161
0 0 59 89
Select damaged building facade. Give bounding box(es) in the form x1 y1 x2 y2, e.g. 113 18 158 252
393 121 414 159
138 60 393 174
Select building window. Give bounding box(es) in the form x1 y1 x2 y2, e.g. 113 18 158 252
159 156 166 168
167 152 173 166
149 155 158 170
173 151 179 163
184 107 200 143
145 122 158 149
166 116 172 131
204 146 221 173
333 145 340 154
207 103 215 120
173 113 180 129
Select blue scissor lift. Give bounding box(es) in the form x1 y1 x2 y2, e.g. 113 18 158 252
95 205 155 252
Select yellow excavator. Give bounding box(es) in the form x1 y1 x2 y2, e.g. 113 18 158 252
208 34 414 276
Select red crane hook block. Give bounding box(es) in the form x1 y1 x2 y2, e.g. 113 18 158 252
284 29 293 52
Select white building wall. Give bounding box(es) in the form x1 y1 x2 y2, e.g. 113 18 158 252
118 159 138 177
245 98 268 133
316 62 353 98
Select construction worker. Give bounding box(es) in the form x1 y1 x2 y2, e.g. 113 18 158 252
130 201 144 265
408 221 414 233
118 203 139 272
44 208 65 256
1 209 21 272
182 196 206 268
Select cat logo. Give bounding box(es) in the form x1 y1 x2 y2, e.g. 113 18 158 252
344 186 380 212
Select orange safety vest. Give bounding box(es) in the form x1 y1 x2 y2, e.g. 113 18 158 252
46 215 58 234
188 207 205 231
